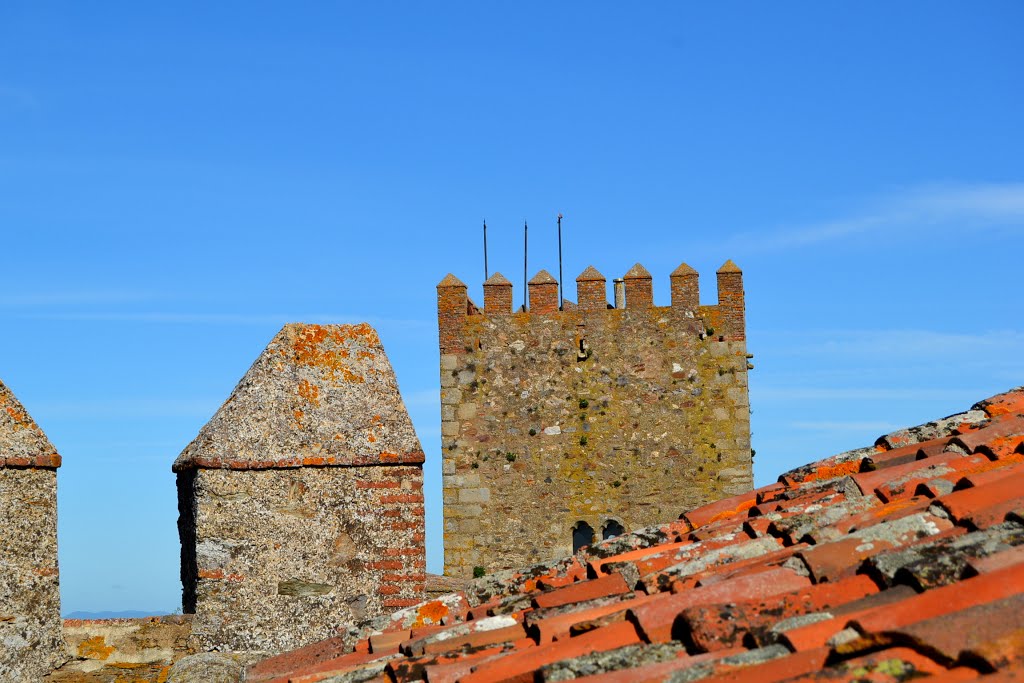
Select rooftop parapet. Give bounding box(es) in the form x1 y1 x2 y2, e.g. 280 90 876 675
623 263 653 308
716 260 745 341
575 266 608 311
670 262 699 311
528 269 559 314
483 272 512 314
437 261 744 339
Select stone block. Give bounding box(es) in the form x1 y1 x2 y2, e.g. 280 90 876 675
459 487 491 504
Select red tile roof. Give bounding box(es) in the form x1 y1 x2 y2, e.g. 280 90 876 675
248 386 1024 683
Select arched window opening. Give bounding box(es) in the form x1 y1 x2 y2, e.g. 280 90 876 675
602 519 625 540
572 521 594 553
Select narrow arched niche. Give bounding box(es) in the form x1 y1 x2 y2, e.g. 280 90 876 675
572 521 594 553
602 519 625 540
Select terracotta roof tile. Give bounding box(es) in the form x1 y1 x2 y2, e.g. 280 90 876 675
973 386 1024 418
875 408 989 451
247 385 1024 683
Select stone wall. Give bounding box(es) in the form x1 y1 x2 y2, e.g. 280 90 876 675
0 379 66 682
437 263 753 577
179 465 425 653
174 323 426 655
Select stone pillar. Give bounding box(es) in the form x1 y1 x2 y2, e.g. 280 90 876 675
483 272 513 314
528 270 559 314
613 279 625 309
670 262 700 312
623 263 653 308
0 379 66 681
576 266 607 311
174 323 425 655
716 260 745 341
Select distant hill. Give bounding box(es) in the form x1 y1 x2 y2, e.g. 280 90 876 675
64 610 172 620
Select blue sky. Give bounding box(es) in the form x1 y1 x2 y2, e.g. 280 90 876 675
2 3 1022 615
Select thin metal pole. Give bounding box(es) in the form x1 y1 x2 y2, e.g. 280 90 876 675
557 213 563 309
523 220 529 310
483 220 489 281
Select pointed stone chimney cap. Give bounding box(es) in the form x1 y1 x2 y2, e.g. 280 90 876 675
0 379 61 468
624 263 652 279
671 262 698 276
484 272 512 286
437 273 467 288
576 265 606 282
717 260 742 274
528 269 557 285
173 323 424 472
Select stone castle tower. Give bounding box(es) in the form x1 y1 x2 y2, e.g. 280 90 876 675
437 262 753 577
174 323 426 654
0 379 66 681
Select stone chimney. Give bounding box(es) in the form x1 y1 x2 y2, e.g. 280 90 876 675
173 323 425 654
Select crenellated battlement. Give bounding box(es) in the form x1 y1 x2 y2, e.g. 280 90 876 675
436 260 746 355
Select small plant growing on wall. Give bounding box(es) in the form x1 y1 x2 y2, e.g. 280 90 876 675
578 398 589 409
579 436 588 446
505 452 517 462
528 428 537 436
473 566 486 578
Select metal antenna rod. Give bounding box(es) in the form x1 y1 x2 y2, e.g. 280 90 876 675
557 213 564 309
483 220 489 281
523 220 529 311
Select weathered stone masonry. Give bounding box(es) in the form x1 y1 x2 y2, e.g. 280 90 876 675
0 379 66 682
438 262 753 577
174 323 426 655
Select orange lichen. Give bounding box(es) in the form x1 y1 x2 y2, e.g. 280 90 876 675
411 599 449 628
801 460 863 483
297 379 321 407
707 498 757 524
292 409 304 426
78 635 115 660
198 569 244 582
290 326 365 384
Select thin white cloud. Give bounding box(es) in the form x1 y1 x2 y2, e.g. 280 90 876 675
22 311 432 329
789 420 900 432
755 387 987 402
33 398 220 420
724 182 1024 252
0 290 158 306
762 329 1024 359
